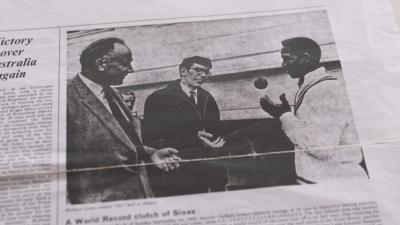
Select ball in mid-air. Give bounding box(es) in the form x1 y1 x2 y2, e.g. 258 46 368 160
254 76 269 89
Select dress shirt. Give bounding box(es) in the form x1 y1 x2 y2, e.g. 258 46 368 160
180 82 198 104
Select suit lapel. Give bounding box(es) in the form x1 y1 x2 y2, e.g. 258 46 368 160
71 76 137 151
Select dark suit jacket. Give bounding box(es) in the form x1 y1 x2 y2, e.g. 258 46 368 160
67 75 153 204
143 80 226 196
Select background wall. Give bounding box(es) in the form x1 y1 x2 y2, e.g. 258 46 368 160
67 10 344 120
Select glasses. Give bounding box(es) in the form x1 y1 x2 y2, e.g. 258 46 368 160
188 67 211 76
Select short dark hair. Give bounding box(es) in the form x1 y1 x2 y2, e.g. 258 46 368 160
80 37 126 74
281 37 321 63
179 56 212 70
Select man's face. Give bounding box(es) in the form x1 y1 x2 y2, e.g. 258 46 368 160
280 46 308 79
122 91 135 110
180 63 211 89
97 43 134 86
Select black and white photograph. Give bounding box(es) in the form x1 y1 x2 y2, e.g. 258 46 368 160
66 9 369 204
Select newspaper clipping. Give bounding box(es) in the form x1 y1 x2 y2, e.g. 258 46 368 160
0 0 399 225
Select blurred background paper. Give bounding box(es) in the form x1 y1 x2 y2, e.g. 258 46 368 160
393 0 400 26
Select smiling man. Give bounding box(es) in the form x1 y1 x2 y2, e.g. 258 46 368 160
260 37 368 184
143 56 227 196
67 38 180 204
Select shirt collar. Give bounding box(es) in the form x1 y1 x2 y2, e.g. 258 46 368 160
79 73 104 98
300 67 327 89
179 81 197 97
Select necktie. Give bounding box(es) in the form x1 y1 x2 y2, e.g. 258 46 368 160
189 90 196 105
102 86 147 160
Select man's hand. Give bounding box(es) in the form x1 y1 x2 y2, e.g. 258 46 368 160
260 93 291 118
198 130 226 149
151 148 181 172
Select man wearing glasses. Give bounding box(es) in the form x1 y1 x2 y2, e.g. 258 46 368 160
143 56 227 196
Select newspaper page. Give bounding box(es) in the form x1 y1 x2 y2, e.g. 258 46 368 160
0 0 399 224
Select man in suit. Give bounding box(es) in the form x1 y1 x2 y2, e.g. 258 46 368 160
67 37 179 204
143 56 226 196
259 37 368 183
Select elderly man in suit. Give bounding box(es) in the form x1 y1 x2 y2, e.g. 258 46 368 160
67 37 179 204
143 56 227 197
260 37 368 183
